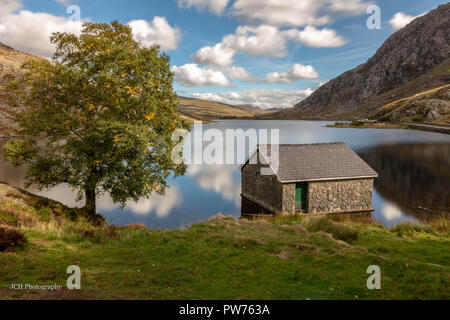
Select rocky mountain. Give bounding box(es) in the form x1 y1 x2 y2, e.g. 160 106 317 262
283 3 450 121
371 84 449 123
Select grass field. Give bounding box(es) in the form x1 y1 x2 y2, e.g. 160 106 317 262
0 184 449 300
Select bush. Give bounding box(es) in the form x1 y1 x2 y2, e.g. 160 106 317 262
37 207 53 223
351 120 365 126
305 217 359 242
0 209 19 226
411 115 424 122
0 225 26 251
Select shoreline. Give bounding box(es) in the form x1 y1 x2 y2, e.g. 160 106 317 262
326 122 450 135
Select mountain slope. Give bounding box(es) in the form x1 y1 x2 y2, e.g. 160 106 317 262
287 3 450 120
370 84 449 124
0 42 41 136
178 97 266 122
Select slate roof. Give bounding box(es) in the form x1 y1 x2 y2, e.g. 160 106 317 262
251 143 378 182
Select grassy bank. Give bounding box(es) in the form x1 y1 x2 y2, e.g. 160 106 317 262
326 121 412 130
0 184 449 300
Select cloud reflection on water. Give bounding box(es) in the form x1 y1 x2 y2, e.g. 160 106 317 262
187 164 241 206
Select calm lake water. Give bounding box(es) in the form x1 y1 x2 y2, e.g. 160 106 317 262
1 120 449 228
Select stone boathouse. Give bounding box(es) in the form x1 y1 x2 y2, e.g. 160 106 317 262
241 143 378 215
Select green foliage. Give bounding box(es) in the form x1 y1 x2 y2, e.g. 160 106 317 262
411 115 424 122
351 120 365 126
2 139 38 166
37 208 52 223
2 21 189 215
0 209 19 226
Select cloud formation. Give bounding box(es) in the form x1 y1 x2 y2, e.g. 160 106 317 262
224 65 255 81
171 63 233 87
231 0 371 27
389 12 425 30
191 24 346 69
191 43 235 66
192 88 314 109
222 25 290 58
0 2 181 57
0 0 21 18
128 17 182 51
287 25 348 48
265 63 319 83
178 0 231 15
0 10 83 57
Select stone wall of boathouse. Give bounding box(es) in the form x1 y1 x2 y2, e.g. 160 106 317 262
241 152 283 213
307 178 374 213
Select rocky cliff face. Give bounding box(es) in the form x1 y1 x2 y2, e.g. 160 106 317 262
292 3 450 119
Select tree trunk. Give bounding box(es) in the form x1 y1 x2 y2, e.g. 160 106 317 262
84 187 96 217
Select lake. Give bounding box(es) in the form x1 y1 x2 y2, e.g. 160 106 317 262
1 120 449 228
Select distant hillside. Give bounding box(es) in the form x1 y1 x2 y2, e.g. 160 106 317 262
272 3 450 122
234 104 272 115
178 97 273 123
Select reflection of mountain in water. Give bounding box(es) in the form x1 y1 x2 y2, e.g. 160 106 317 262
360 144 450 217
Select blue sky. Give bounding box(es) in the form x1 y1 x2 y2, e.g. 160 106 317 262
0 0 447 108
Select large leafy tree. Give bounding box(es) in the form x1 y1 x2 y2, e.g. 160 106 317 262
2 21 188 217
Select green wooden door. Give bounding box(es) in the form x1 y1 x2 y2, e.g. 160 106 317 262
295 182 307 211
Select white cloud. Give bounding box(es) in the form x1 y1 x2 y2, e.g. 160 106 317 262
54 0 72 6
192 88 314 109
178 0 231 15
191 24 346 68
223 25 289 58
0 10 83 57
191 43 235 66
171 63 233 87
0 0 21 18
231 0 372 27
287 25 348 48
0 9 181 57
128 17 181 51
389 12 425 30
265 64 319 83
189 24 290 69
224 66 255 81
